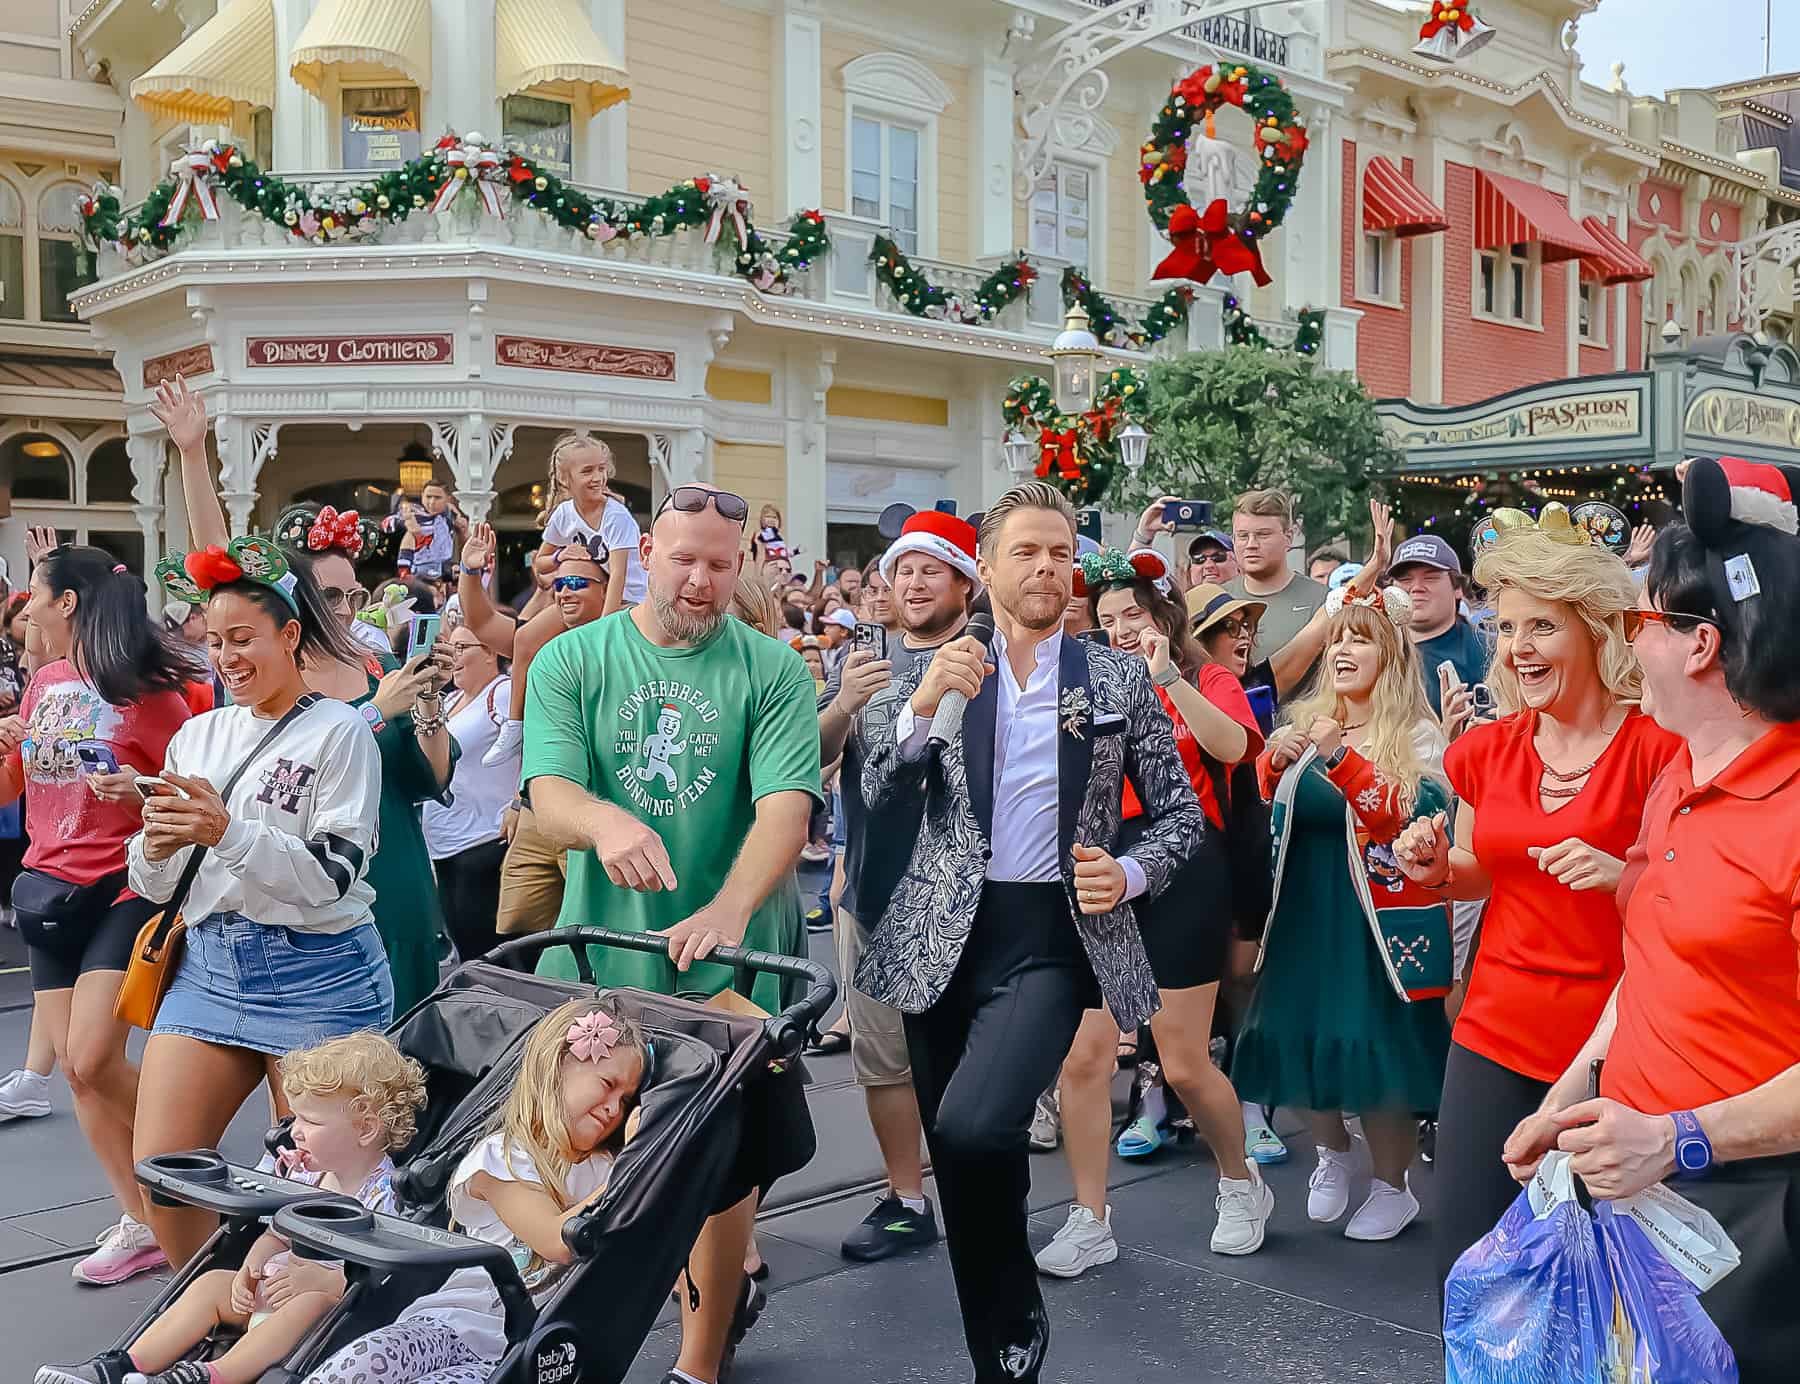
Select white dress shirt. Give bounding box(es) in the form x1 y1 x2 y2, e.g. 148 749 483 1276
894 625 1146 899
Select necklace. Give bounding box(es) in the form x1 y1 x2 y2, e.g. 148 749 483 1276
1540 758 1598 783
1341 720 1368 732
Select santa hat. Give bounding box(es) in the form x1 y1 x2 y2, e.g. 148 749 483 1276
1684 456 1800 539
879 511 981 587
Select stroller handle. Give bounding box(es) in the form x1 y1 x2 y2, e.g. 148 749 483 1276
485 926 838 1058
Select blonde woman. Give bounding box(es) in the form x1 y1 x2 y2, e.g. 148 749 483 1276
1391 519 1681 1294
1233 591 1454 1243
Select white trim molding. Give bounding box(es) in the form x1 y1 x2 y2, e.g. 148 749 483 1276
839 52 954 118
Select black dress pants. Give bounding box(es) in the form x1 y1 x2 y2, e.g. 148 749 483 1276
903 880 1099 1384
434 837 508 963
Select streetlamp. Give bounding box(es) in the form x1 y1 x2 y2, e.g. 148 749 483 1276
1116 419 1150 471
1002 428 1038 476
1049 302 1102 414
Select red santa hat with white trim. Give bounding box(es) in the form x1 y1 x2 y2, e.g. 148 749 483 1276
1683 456 1800 539
878 510 982 589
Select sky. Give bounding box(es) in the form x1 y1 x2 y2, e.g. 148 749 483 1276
1575 0 1797 97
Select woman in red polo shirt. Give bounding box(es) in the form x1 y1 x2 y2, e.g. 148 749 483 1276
1392 519 1681 1294
1501 461 1800 1382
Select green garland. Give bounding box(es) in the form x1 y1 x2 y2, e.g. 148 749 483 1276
1060 269 1193 350
1223 293 1325 356
870 236 1036 325
1000 364 1149 507
778 208 830 273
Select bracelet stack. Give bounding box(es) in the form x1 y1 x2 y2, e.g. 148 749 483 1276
1152 663 1182 688
412 691 446 737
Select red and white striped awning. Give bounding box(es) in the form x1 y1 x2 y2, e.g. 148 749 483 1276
1578 216 1655 285
1362 156 1449 238
1474 169 1603 264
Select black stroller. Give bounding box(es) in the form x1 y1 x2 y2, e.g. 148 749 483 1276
95 928 835 1384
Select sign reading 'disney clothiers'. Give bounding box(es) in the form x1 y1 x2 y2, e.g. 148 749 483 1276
245 334 455 367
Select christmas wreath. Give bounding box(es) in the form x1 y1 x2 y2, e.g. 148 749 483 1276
1140 62 1309 287
1001 364 1148 507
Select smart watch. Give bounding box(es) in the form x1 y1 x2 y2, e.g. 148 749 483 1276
1671 1110 1713 1176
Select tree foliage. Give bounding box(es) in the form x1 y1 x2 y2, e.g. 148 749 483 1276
1117 348 1398 547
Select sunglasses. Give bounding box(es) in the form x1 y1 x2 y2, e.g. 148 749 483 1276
1192 552 1233 565
322 585 369 610
1622 608 1717 642
552 575 595 594
655 485 750 526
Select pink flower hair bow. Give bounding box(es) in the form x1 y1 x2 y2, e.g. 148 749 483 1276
565 1012 623 1063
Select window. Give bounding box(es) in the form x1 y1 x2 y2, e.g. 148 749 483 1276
341 87 422 170
1361 231 1399 303
1477 242 1539 325
250 108 273 170
4 435 73 501
852 115 921 253
1579 281 1607 343
503 96 574 178
0 179 21 322
86 438 134 504
37 184 93 323
1030 162 1090 261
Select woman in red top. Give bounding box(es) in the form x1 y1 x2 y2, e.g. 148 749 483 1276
1393 521 1681 1294
1040 550 1274 1275
1500 461 1800 1381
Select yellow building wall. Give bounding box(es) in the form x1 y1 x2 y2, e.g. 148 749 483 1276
705 366 774 405
825 387 949 426
712 443 787 533
820 31 970 264
625 0 772 199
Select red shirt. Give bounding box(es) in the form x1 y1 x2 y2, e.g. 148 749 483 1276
1445 709 1682 1082
1604 723 1800 1114
1123 662 1263 830
15 661 193 886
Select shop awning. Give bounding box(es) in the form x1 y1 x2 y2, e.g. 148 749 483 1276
496 0 629 114
129 0 274 124
1362 156 1448 238
1475 169 1603 264
1578 216 1656 285
290 0 431 94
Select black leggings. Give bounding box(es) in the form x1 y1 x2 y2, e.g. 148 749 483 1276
1432 1041 1551 1302
433 838 507 963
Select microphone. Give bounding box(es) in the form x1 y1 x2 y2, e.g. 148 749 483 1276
929 596 995 749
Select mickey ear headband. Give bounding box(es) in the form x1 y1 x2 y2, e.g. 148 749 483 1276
1469 500 1632 558
1680 456 1800 609
155 537 300 612
1324 583 1414 629
275 503 380 561
1073 546 1170 599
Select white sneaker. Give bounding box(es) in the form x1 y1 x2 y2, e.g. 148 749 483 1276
72 1214 166 1285
483 718 524 767
1027 1090 1061 1152
0 1068 51 1120
1211 1166 1274 1255
1345 1176 1420 1242
1034 1204 1118 1278
1307 1145 1355 1223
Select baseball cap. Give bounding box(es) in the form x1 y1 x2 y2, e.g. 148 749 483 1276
1389 534 1462 577
826 608 857 631
1186 530 1234 559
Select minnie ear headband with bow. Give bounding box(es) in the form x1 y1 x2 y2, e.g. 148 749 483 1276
1073 547 1172 599
155 537 300 613
275 503 380 562
1324 582 1414 629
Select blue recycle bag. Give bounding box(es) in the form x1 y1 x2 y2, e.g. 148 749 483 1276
1445 1152 1739 1384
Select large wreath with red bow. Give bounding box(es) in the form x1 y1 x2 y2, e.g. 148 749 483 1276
1140 62 1309 288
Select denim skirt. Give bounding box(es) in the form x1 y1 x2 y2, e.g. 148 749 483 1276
154 912 395 1056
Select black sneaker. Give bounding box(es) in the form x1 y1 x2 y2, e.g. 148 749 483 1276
142 1365 214 1384
805 900 833 934
36 1353 135 1384
1420 1119 1437 1164
839 1194 939 1262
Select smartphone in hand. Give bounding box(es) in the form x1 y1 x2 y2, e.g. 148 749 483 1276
406 611 443 663
852 621 886 659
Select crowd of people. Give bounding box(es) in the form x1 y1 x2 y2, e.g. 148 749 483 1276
5 374 1796 1384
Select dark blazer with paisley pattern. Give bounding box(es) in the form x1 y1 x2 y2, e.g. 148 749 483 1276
857 633 1204 1030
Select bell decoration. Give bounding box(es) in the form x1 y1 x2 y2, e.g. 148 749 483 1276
1412 3 1496 64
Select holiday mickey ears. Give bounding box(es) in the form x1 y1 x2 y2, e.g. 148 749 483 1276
877 501 985 540
155 535 298 611
1680 456 1800 545
275 503 381 561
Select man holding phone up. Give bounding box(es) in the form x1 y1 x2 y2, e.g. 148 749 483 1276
816 510 977 1262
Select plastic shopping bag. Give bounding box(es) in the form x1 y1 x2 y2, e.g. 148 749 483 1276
1445 1153 1739 1384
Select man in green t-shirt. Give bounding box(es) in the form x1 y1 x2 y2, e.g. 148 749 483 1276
523 482 821 1384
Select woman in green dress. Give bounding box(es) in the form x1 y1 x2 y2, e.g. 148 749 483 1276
1234 588 1453 1244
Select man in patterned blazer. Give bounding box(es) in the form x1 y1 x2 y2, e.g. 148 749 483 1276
860 481 1204 1383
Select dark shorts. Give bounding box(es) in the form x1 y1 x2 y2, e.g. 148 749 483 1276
14 868 154 993
1119 817 1232 990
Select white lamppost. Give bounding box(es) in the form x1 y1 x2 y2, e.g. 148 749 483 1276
1116 419 1151 470
1002 429 1038 476
1049 303 1102 414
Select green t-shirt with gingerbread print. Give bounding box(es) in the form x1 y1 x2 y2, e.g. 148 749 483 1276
522 608 822 1002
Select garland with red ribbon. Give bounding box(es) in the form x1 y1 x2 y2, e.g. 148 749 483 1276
1000 366 1149 508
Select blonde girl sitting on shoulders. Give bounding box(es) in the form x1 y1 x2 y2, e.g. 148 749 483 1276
483 434 646 765
303 998 648 1384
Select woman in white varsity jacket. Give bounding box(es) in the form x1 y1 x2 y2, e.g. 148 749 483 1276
126 538 389 1271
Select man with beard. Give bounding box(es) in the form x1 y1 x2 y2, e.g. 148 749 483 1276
860 482 1204 1383
523 483 823 1384
817 511 977 1262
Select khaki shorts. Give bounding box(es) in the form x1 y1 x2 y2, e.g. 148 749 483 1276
835 907 911 1087
496 805 567 937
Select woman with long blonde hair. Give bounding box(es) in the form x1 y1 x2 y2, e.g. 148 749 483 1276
1392 519 1681 1296
1233 592 1455 1243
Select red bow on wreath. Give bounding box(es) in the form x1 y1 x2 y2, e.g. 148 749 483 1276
307 506 365 558
1153 200 1272 287
1419 4 1476 38
1036 428 1083 481
507 155 534 186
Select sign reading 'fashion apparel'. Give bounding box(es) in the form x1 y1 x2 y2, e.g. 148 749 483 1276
494 335 676 380
245 334 455 367
1382 390 1641 449
1685 388 1800 452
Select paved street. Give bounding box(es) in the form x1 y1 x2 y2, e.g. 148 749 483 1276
0 881 1444 1384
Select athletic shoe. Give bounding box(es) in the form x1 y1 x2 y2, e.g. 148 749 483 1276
35 1352 135 1384
1419 1118 1437 1165
127 1364 213 1384
482 718 524 767
1027 1090 1061 1152
1345 1176 1420 1242
1211 1166 1274 1255
1245 1122 1289 1165
804 899 833 934
0 1067 52 1120
839 1194 939 1262
1306 1146 1356 1223
1034 1204 1118 1279
799 842 832 865
1114 1114 1165 1160
72 1214 166 1286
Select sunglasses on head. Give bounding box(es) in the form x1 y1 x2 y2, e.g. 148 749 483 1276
655 485 750 526
1621 607 1717 643
552 575 595 594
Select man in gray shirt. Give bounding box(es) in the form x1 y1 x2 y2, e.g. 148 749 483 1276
1224 488 1327 670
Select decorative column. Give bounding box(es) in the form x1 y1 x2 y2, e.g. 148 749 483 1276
972 59 1016 260
216 418 280 536
586 0 628 185
127 432 167 604
436 0 500 144
270 0 332 170
1282 105 1334 314
1185 284 1228 351
1411 132 1451 404
773 6 823 219
438 415 514 524
782 345 833 564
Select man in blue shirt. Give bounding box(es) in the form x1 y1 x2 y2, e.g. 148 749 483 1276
1390 534 1488 714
